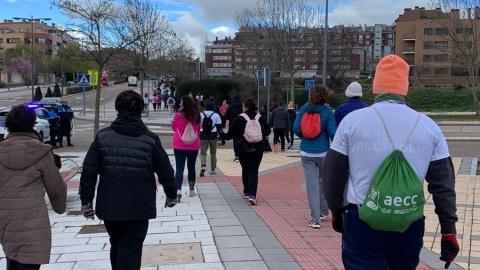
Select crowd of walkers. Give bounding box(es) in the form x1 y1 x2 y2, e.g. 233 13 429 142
0 55 460 270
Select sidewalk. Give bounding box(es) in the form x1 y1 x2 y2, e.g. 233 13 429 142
1 149 473 269
0 84 56 93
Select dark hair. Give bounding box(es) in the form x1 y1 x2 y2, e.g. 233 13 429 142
5 104 36 133
115 90 144 116
311 85 328 104
244 98 257 112
181 95 200 123
205 102 215 111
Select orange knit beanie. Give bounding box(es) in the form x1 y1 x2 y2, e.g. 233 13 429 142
373 55 410 96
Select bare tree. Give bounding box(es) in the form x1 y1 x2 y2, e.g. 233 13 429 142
236 0 322 103
430 0 480 115
123 0 174 96
52 0 146 135
151 35 195 80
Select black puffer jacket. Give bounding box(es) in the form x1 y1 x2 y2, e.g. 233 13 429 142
80 115 176 220
226 110 271 153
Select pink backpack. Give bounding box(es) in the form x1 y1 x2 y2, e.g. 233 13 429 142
240 113 263 143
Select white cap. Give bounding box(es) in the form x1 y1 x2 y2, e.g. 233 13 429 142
345 82 363 97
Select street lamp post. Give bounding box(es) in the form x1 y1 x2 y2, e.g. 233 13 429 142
322 0 329 87
12 16 51 100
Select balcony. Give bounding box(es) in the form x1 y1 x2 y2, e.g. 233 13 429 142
403 33 416 41
402 47 416 54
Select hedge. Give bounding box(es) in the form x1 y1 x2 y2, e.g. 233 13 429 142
66 86 94 95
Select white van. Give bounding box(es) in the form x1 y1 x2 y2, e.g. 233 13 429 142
128 76 138 87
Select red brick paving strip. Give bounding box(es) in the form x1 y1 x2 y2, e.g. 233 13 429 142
205 163 433 270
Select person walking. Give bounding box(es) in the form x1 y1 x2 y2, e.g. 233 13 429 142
225 96 243 161
143 93 150 111
334 81 369 126
226 99 270 205
172 95 201 201
57 99 74 147
0 104 67 270
324 55 459 269
199 102 223 177
163 93 169 111
270 102 290 152
47 107 60 148
151 93 157 111
293 86 337 229
286 101 297 149
80 90 177 270
167 96 176 114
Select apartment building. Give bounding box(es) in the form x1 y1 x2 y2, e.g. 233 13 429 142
395 6 479 85
205 24 394 80
0 19 72 84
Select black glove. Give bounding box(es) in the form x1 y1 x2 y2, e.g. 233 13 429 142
165 197 177 208
332 210 345 234
53 153 62 169
81 202 95 220
440 234 459 269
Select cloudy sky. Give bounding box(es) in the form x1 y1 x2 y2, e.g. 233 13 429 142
1 0 432 57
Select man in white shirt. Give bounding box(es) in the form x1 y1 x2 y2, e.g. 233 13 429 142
324 55 459 269
199 102 223 176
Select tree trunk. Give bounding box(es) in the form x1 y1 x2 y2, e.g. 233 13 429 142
289 74 295 105
469 70 480 116
93 66 103 136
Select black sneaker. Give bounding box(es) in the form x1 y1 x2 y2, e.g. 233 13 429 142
176 189 182 203
200 167 206 177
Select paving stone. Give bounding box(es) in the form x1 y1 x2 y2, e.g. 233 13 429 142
204 253 221 263
52 238 89 247
209 218 242 226
212 226 247 237
223 261 269 270
87 237 110 244
257 248 295 262
202 199 229 206
264 261 301 270
72 259 111 269
201 245 218 254
156 262 224 270
157 215 192 222
142 243 203 267
52 243 105 254
179 225 211 232
206 211 237 219
78 224 106 234
203 205 232 212
195 231 213 238
199 194 225 200
215 236 253 248
250 235 283 249
218 247 262 261
57 251 110 262
145 232 195 242
41 262 75 270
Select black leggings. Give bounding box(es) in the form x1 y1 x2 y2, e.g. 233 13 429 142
239 151 263 197
174 149 198 189
6 258 40 270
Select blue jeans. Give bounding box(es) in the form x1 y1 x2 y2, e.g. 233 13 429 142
301 155 329 223
174 149 198 190
342 207 425 270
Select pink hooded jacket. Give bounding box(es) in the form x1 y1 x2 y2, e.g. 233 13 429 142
172 112 201 150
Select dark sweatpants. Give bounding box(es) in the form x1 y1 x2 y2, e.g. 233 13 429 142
239 151 263 197
6 258 40 270
342 207 424 270
104 220 149 270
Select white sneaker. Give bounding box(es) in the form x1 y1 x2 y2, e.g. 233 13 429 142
320 214 329 221
309 220 320 229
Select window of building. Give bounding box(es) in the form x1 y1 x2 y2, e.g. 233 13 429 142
295 49 305 55
247 65 257 70
435 28 448 35
246 58 257 63
212 48 231 54
435 41 448 48
6 38 19 44
434 68 449 75
246 50 256 56
388 33 393 38
234 50 242 56
423 55 432 62
424 41 432 49
212 63 231 68
452 68 468 76
388 39 393 45
35 28 43 33
465 28 473 35
37 38 46 44
263 50 271 56
311 49 319 54
212 55 231 61
294 56 304 62
310 64 319 69
235 58 242 63
435 54 448 62
424 28 433 36
423 68 432 75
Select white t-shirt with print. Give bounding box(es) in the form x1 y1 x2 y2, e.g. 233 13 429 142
330 102 450 205
200 110 222 133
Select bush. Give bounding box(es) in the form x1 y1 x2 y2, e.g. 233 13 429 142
53 84 62 97
34 86 43 101
177 78 255 104
0 82 5 88
66 86 94 95
45 87 53 97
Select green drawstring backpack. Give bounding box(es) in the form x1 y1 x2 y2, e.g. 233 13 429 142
358 107 425 233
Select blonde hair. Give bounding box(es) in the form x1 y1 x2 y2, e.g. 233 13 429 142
287 101 294 109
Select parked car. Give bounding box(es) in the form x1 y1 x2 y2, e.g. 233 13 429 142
128 75 138 87
40 98 62 108
0 107 51 142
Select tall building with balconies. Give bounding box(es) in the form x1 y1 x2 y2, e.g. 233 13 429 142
0 19 73 85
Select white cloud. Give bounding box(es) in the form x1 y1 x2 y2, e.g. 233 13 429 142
172 13 209 57
184 0 258 24
329 0 430 26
